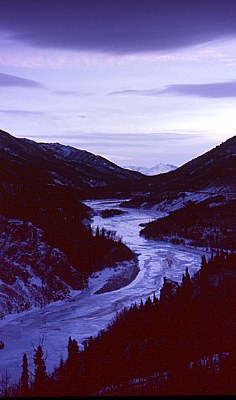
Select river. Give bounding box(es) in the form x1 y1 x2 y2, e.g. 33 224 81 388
0 198 206 384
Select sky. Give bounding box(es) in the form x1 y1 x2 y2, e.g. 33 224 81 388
1 0 236 167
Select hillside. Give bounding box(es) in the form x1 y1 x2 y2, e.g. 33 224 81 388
122 135 236 208
0 129 141 195
140 198 236 250
13 250 236 397
148 135 236 194
0 129 137 316
122 136 236 250
0 216 82 316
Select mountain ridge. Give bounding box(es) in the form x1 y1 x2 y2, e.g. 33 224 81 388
0 129 142 191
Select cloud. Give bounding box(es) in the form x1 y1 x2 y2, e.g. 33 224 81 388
109 89 160 96
0 72 43 88
109 89 143 96
1 1 236 54
109 80 236 98
161 81 236 98
0 109 45 116
52 90 91 96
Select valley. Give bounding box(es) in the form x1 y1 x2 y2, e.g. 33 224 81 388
0 198 206 384
0 129 235 394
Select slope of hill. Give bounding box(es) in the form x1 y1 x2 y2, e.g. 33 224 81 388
140 198 236 250
0 216 83 317
21 251 236 397
0 130 141 192
121 135 236 209
122 136 236 250
0 129 137 316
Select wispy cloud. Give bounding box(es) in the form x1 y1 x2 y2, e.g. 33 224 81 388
52 90 91 96
0 72 43 88
109 80 236 99
161 80 236 98
109 89 159 96
0 109 45 116
109 89 143 96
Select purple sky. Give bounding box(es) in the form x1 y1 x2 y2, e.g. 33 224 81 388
1 0 236 167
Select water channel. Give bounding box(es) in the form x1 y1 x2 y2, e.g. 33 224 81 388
0 198 206 383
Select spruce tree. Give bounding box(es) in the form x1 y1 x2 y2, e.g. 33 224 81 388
66 336 80 395
33 345 47 397
20 353 30 397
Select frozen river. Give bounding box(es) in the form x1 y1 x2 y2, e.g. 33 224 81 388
0 198 206 384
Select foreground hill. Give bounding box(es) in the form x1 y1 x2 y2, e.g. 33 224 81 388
10 250 236 397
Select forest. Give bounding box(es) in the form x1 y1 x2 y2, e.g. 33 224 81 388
3 250 236 397
141 198 236 250
0 183 135 288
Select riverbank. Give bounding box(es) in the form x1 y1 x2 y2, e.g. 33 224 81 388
94 257 139 294
0 198 206 384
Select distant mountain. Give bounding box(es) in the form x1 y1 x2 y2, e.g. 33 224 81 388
124 163 177 176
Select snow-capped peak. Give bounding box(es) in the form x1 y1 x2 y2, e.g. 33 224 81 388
124 163 177 176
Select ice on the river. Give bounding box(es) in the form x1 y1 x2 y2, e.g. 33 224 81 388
0 199 207 384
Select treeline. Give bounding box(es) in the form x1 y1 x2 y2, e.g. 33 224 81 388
5 250 236 396
140 199 236 250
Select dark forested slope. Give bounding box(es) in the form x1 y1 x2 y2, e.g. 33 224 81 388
12 251 236 397
140 198 236 250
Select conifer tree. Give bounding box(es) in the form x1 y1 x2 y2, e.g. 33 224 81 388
95 226 100 238
201 254 207 269
20 353 30 397
152 291 158 305
66 336 80 395
33 345 47 397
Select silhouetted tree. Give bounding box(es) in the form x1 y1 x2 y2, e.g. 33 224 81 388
20 353 30 397
33 345 47 397
66 336 80 394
